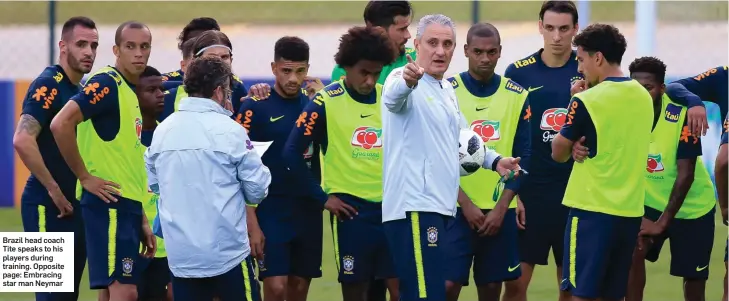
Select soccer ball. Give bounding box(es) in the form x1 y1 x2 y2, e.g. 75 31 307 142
459 129 486 176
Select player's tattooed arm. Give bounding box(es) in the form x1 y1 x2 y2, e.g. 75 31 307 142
13 114 61 193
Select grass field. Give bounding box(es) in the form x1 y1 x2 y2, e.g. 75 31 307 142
0 1 726 26
0 208 726 301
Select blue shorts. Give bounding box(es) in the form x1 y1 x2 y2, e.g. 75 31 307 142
331 199 395 283
256 199 323 280
82 193 145 289
444 208 521 285
560 208 641 300
21 198 86 301
384 212 450 301
137 257 171 300
172 256 260 301
518 190 570 266
644 206 715 279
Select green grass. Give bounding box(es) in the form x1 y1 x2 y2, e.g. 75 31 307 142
0 1 725 26
0 208 726 300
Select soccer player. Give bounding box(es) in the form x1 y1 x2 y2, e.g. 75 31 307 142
13 16 97 301
550 24 654 301
162 17 220 81
233 36 321 301
50 21 157 301
623 57 715 301
443 23 531 301
502 2 580 300
145 56 269 301
331 2 416 298
331 1 414 84
283 26 400 301
717 116 728 301
163 30 266 115
381 14 522 301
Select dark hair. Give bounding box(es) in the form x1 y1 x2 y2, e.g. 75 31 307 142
61 17 96 40
335 26 397 68
363 1 412 27
274 36 309 62
191 30 232 59
184 56 232 99
181 37 197 60
140 66 162 79
629 57 667 83
539 1 578 25
114 21 149 46
466 23 500 45
178 17 220 50
572 23 627 65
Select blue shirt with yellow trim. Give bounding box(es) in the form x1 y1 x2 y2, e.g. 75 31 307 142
667 65 728 119
21 65 80 204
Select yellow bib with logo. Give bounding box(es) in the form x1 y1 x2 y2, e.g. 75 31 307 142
644 95 716 219
450 74 528 209
75 66 148 203
562 79 653 217
320 80 384 202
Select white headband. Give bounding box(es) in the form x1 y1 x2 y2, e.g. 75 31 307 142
195 44 232 57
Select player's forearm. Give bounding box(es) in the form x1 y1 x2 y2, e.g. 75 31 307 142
658 164 695 228
282 146 328 204
505 120 532 192
245 206 261 231
50 118 89 180
13 135 60 192
551 135 573 163
457 187 476 208
496 189 517 211
665 83 705 108
716 146 728 210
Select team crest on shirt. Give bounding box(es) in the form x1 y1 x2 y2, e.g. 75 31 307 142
470 120 501 143
570 76 583 86
121 258 134 276
342 255 355 274
646 154 665 174
427 227 438 246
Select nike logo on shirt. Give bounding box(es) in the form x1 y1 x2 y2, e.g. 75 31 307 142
528 86 543 92
476 106 488 111
361 114 373 118
270 115 284 122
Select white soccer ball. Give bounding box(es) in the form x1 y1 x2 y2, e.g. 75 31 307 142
459 129 486 176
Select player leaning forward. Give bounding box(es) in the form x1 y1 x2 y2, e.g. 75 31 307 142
381 14 523 301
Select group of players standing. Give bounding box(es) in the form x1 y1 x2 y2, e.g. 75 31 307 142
12 1 728 301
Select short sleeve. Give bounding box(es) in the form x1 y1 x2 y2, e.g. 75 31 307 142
21 77 63 127
677 118 702 159
559 97 591 141
331 65 346 82
71 73 119 121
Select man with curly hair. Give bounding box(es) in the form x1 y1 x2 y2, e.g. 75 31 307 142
624 57 715 301
550 23 653 301
283 26 399 301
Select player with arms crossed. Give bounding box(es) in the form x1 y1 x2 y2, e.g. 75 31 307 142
284 26 400 301
623 57 715 301
234 36 322 301
50 21 157 301
717 116 728 301
14 16 98 301
381 14 522 301
162 17 220 82
502 3 580 300
444 22 531 301
550 24 654 301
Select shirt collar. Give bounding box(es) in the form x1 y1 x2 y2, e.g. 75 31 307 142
178 97 232 116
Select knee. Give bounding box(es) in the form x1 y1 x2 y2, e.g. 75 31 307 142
504 279 526 295
264 279 287 298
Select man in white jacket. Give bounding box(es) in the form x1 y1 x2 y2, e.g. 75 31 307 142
381 14 522 301
145 56 271 301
